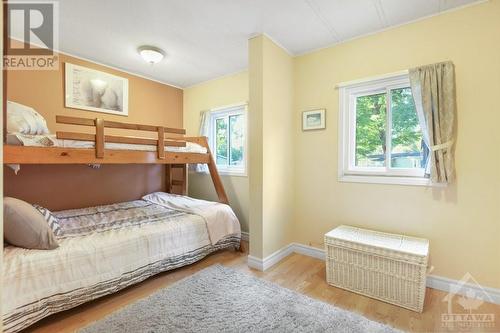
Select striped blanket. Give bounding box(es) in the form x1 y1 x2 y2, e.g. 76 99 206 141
3 198 241 333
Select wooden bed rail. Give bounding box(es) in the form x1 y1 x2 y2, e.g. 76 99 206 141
55 116 229 204
4 115 229 205
56 132 186 147
56 116 186 134
56 115 186 160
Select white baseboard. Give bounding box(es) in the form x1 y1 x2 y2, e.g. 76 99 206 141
426 274 500 305
241 231 249 242
246 255 264 271
291 242 325 260
247 242 500 305
247 244 294 271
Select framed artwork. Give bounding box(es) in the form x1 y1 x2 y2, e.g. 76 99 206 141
65 63 129 116
302 109 325 131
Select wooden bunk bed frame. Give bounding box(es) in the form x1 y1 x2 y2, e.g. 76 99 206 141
1 4 227 204
3 115 229 204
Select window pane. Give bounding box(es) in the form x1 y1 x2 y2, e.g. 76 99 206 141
355 93 387 167
229 114 244 166
390 87 427 169
215 117 228 165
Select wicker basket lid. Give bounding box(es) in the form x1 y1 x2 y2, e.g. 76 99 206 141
325 225 429 257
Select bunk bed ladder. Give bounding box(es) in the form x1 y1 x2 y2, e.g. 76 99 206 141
164 137 229 206
203 137 229 205
165 164 187 195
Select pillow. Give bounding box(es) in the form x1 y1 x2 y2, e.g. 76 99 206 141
33 204 63 237
7 101 31 134
3 197 59 250
7 101 49 135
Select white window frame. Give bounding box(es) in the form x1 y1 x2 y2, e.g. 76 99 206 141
338 72 431 186
208 103 247 176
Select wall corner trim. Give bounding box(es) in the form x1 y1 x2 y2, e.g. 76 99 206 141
247 242 500 305
247 244 294 271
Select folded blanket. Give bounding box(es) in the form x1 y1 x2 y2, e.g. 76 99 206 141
9 133 57 147
142 192 241 245
7 101 50 135
7 133 207 153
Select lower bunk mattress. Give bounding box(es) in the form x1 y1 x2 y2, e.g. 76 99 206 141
3 193 241 333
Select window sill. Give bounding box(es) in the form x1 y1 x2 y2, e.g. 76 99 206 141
189 170 247 177
339 174 436 187
218 170 247 177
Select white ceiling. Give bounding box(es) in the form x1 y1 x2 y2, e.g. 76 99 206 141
24 0 485 87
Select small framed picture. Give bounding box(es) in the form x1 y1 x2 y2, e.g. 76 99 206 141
302 109 326 131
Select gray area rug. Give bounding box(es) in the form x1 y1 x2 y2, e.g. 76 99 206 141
81 264 402 333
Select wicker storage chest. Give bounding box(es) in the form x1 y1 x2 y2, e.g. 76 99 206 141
325 225 429 312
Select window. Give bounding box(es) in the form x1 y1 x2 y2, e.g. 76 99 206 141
209 104 247 175
339 73 430 186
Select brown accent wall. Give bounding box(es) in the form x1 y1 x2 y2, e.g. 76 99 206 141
4 164 165 211
4 46 183 211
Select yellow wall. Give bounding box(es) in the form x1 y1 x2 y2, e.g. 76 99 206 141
183 71 250 232
182 2 500 288
249 35 295 258
293 1 500 288
248 36 264 256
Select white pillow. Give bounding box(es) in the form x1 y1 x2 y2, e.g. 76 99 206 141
7 101 30 134
31 107 50 134
7 101 49 135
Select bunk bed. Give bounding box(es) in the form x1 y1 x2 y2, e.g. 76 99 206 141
4 115 229 203
3 115 242 332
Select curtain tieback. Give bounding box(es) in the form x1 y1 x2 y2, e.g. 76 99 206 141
430 140 454 152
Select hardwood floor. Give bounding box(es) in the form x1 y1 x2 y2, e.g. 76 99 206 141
25 242 500 333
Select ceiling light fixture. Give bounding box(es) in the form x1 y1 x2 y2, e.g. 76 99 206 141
138 46 165 64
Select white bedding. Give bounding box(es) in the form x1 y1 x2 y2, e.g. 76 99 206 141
3 196 240 333
7 101 49 135
143 192 241 245
6 133 208 154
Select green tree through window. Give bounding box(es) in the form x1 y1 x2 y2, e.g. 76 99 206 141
215 118 228 165
391 87 424 168
229 114 244 166
355 88 425 168
211 107 246 173
355 92 387 166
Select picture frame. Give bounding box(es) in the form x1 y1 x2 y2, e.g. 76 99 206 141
302 109 326 131
65 63 129 116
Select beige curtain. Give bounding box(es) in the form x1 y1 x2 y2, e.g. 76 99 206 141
409 61 457 184
190 110 211 173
